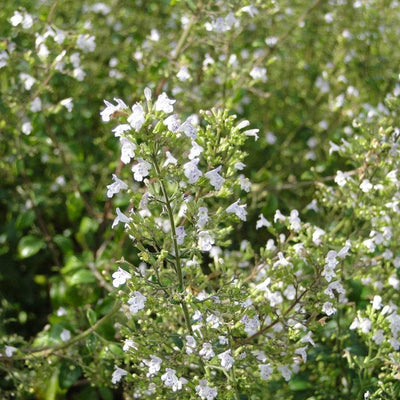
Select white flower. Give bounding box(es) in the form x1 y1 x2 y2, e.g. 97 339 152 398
176 226 186 245
372 330 385 345
155 93 175 113
301 331 315 346
312 227 325 245
107 174 128 198
195 379 218 400
226 200 247 221
289 210 301 231
120 138 136 164
256 214 270 229
372 295 382 310
243 128 259 140
163 151 178 167
10 10 33 29
132 158 151 181
218 349 234 370
76 34 96 52
199 343 215 360
335 170 350 186
19 73 36 90
60 328 71 342
111 207 131 229
0 51 9 69
127 103 145 131
322 302 336 316
22 121 33 135
4 345 17 357
100 98 128 122
250 66 267 82
189 141 204 159
177 66 191 81
111 366 128 384
274 209 286 223
205 166 225 190
60 98 73 112
161 368 186 392
123 339 138 352
144 87 152 101
196 207 209 228
112 267 132 287
179 119 197 139
127 291 147 314
144 355 162 376
164 115 181 132
198 231 214 251
183 158 202 183
259 363 273 380
360 179 373 193
112 124 131 137
295 346 308 363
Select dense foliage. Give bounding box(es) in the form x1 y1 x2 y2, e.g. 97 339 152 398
1 1 400 399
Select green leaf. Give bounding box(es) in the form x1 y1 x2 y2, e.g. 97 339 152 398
18 235 45 258
69 269 96 285
86 308 97 326
59 362 82 390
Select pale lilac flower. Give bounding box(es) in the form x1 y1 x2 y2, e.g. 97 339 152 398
273 252 292 268
236 120 250 130
164 115 181 132
176 226 186 245
199 343 215 360
112 207 131 229
30 97 42 112
372 295 382 310
127 103 145 131
256 214 270 229
155 93 175 113
259 363 273 380
198 231 214 251
144 87 152 101
123 339 138 352
322 302 336 316
10 10 33 29
4 345 17 357
295 346 308 363
60 328 71 341
283 284 296 300
196 207 209 228
132 158 151 181
242 315 260 336
76 34 96 52
183 158 202 183
239 174 251 192
226 200 247 221
100 98 128 122
179 118 197 139
312 227 325 245
205 166 225 190
120 138 136 164
161 368 186 391
127 291 147 314
189 141 204 159
111 366 128 384
218 349 234 370
301 331 315 346
274 209 286 223
107 174 128 198
278 365 292 381
0 51 9 69
372 330 385 345
144 355 162 376
185 335 197 355
234 161 246 170
112 267 132 287
163 151 178 167
195 379 218 400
